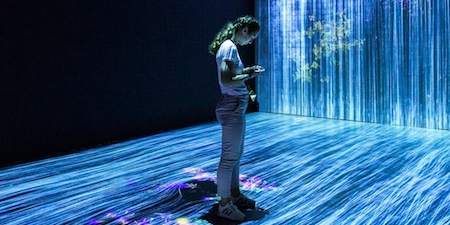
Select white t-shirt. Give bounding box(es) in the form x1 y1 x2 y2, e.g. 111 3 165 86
215 40 248 96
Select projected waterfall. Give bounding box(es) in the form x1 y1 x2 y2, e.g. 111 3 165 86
256 0 450 129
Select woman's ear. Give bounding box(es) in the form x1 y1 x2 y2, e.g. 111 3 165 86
242 27 249 34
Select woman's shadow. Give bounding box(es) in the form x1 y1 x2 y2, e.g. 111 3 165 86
180 180 268 225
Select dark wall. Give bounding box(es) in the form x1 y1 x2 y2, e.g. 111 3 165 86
1 1 256 167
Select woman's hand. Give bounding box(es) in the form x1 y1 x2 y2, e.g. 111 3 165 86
252 65 265 73
244 65 264 73
245 65 265 79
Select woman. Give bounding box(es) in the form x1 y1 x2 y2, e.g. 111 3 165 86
209 15 264 221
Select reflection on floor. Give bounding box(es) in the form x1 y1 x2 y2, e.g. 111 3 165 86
1 112 450 225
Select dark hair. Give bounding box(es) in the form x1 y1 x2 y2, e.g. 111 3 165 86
209 15 260 55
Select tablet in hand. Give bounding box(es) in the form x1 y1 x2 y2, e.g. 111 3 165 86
255 68 265 73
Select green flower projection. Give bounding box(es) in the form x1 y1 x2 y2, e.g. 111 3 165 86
290 11 365 82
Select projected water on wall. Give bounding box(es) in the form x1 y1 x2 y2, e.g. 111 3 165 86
256 0 449 129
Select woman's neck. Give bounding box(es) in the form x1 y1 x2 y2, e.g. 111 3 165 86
230 36 239 45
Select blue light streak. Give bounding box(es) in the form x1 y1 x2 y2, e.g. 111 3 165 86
256 0 450 129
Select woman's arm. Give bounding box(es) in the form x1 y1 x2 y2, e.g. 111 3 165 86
220 60 251 86
220 60 264 86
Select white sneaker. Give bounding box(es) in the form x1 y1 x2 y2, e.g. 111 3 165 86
218 201 245 221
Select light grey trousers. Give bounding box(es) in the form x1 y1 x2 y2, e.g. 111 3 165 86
215 94 249 198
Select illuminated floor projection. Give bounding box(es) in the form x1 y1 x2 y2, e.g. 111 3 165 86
1 113 449 224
